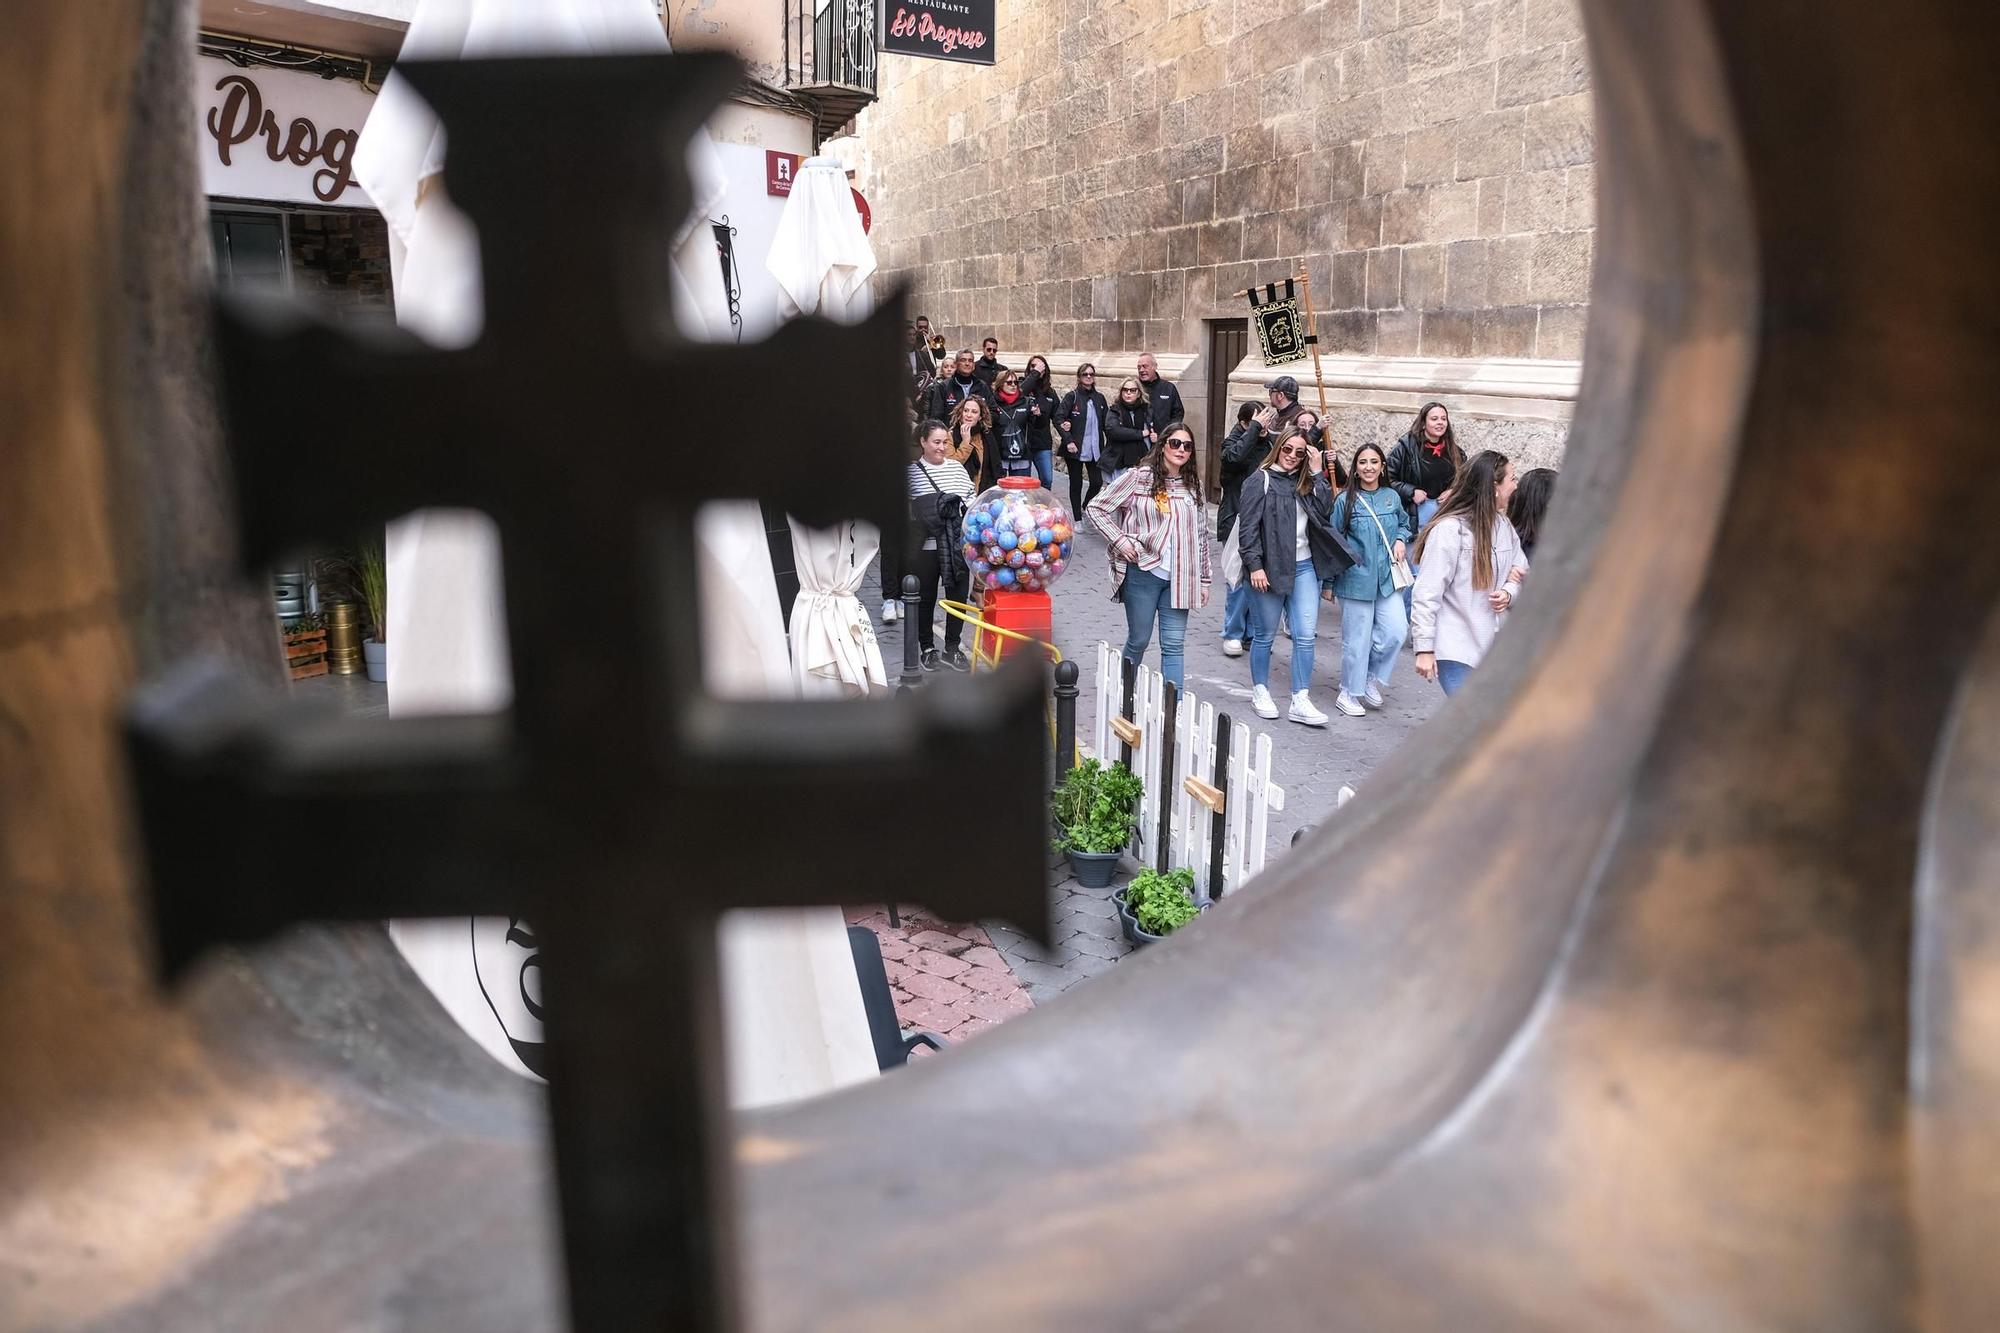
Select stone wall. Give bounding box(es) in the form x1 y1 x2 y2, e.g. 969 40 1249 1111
843 0 1594 453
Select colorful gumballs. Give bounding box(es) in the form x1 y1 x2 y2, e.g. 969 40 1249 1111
997 530 1018 550
997 568 1016 586
1007 550 1025 567
1018 537 1035 553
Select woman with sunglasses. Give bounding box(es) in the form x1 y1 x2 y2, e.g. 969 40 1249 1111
1101 377 1154 491
988 369 1040 484
1236 428 1355 726
1057 363 1108 519
1087 424 1211 690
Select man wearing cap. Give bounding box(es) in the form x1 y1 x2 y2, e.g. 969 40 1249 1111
1241 374 1306 458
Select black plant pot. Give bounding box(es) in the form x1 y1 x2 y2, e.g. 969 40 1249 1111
1067 849 1122 888
1125 899 1209 949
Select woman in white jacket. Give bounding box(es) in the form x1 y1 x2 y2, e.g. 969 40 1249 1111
1409 450 1528 697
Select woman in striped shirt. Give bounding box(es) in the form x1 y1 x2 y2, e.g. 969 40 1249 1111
1086 422 1212 689
908 419 980 671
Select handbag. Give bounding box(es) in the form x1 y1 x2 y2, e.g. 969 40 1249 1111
1356 491 1415 591
909 464 968 561
1220 519 1245 588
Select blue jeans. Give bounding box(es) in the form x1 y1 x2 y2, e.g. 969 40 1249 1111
1120 567 1189 689
1031 449 1053 489
1248 556 1320 693
1402 497 1439 617
1437 659 1474 696
1337 594 1408 699
1222 578 1250 641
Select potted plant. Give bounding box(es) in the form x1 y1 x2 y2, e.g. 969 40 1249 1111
1118 866 1202 947
1050 758 1143 887
279 612 328 681
355 532 388 682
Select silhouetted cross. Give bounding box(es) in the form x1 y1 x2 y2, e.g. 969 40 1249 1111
126 54 1049 1333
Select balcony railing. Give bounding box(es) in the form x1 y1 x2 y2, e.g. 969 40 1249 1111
783 0 878 140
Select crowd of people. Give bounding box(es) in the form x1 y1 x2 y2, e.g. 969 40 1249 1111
896 320 1559 712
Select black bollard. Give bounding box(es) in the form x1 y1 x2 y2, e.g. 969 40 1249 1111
898 573 923 690
1053 660 1079 782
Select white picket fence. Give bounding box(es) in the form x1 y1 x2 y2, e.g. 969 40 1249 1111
1088 641 1286 901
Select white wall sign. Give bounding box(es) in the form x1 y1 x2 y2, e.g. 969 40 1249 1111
197 56 377 206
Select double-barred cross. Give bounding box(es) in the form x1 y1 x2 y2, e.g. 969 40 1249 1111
126 54 1050 1332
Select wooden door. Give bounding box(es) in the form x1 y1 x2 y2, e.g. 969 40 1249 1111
1205 320 1248 493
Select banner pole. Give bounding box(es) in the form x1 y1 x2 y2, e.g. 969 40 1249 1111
1296 263 1328 420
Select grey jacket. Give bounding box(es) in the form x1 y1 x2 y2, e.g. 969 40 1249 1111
1235 467 1357 597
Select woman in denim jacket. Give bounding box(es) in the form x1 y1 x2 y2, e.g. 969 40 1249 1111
1328 442 1413 718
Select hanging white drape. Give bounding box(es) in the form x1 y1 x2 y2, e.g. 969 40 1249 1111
768 156 887 696
351 0 874 1105
787 519 888 697
767 156 877 320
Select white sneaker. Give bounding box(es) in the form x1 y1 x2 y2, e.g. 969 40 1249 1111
1222 638 1245 657
1331 691 1365 718
1249 684 1279 720
1363 681 1385 708
881 599 899 622
1291 691 1331 726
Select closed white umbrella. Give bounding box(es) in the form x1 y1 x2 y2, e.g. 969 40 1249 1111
352 1 873 1103
786 517 887 696
770 157 887 696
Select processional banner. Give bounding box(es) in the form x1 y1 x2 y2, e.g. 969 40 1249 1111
1247 277 1309 366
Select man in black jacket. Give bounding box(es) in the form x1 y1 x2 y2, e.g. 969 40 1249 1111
973 337 1007 386
1136 352 1184 434
1216 402 1263 655
924 348 992 422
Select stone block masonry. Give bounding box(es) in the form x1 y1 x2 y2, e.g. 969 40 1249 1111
835 0 1593 455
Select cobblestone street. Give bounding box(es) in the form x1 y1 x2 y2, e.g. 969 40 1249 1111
856 509 1443 1020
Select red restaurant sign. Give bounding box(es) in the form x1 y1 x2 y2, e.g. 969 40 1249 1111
764 151 872 233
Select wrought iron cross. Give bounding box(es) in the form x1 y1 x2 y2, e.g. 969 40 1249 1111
125 54 1050 1332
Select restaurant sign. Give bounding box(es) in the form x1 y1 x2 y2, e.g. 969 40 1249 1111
196 56 376 207
882 0 996 66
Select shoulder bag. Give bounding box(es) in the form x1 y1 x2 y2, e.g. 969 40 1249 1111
910 464 968 555
1357 490 1415 591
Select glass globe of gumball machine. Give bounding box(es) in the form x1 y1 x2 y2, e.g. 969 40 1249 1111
959 475 1075 664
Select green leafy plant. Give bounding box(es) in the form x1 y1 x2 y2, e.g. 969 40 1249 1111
1125 866 1199 936
282 613 325 637
1050 759 1143 854
354 532 388 644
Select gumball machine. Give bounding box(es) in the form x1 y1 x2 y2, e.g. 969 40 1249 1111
959 475 1075 663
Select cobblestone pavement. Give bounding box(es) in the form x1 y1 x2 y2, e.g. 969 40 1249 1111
842 903 1035 1043
853 513 1444 1017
